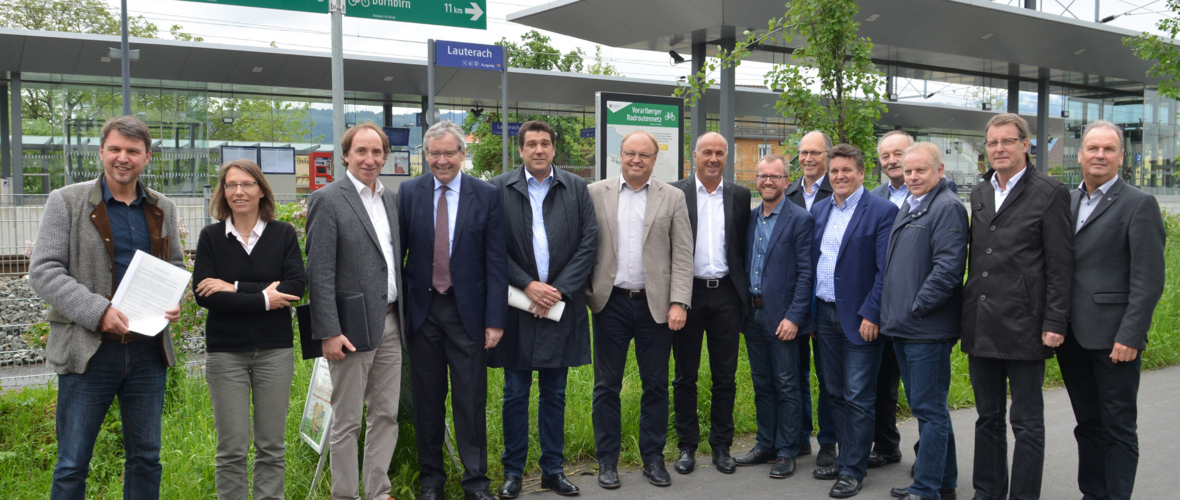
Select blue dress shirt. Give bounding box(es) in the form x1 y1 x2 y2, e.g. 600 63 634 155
432 172 462 255
101 175 151 291
748 200 784 296
525 167 554 283
815 186 865 302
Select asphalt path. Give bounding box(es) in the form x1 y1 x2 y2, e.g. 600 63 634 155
514 364 1180 500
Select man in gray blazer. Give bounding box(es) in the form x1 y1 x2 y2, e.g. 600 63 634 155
1060 121 1166 500
587 130 694 489
30 116 185 499
305 123 404 500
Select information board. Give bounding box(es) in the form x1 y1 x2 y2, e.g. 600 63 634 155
299 358 333 454
383 151 411 176
260 146 296 175
595 92 684 183
435 40 503 71
384 127 411 147
491 122 521 137
220 145 259 166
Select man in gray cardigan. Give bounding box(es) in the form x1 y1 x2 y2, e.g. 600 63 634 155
30 116 185 499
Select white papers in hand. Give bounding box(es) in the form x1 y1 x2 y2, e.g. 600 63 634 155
507 286 565 322
111 250 192 336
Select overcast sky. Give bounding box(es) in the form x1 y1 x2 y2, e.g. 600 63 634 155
120 0 1170 108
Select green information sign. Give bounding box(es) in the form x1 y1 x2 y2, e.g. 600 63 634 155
177 0 327 14
604 102 679 127
174 0 488 29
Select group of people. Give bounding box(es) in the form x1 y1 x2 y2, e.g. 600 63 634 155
29 111 1165 500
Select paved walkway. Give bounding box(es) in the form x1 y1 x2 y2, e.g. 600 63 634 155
519 364 1180 499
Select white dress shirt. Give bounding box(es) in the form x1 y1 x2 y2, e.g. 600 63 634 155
1075 176 1119 233
803 175 826 211
614 176 650 290
226 215 270 310
347 170 398 304
692 176 728 279
525 167 554 283
991 166 1027 211
431 172 462 256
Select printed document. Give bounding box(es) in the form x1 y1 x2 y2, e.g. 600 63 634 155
507 285 565 322
111 250 192 336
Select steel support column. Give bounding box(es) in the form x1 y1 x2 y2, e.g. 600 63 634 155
719 38 736 183
1036 67 1049 172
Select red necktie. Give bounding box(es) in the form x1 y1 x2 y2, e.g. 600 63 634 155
432 185 452 293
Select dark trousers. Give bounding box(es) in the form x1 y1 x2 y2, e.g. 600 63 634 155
744 307 803 458
968 355 1045 500
501 367 569 477
798 333 838 446
815 301 883 480
874 337 902 454
52 339 167 500
1058 332 1141 500
592 291 671 465
672 278 742 450
895 339 958 499
410 293 489 494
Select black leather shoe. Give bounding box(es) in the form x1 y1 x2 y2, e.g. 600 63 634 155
798 442 814 456
497 476 521 498
829 475 862 498
642 461 672 486
734 447 776 466
712 447 736 474
890 486 956 500
465 490 497 500
541 472 580 496
597 463 620 489
813 464 840 480
418 487 443 500
769 457 796 478
674 448 695 474
816 443 838 467
868 449 903 468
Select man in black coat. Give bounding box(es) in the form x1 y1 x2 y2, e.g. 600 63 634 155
961 113 1073 500
668 132 750 475
1060 121 1166 500
489 121 597 498
880 143 967 500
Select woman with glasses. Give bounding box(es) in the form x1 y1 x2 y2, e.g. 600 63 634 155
193 159 306 499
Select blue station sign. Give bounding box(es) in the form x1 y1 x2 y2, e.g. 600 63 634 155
436 40 503 71
491 122 521 136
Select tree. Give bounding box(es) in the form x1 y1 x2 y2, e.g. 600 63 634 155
965 86 1007 111
208 98 322 144
675 0 887 166
586 45 623 77
498 30 585 73
1125 0 1180 101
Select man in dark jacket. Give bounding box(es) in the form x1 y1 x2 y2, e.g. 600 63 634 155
489 121 597 498
1060 121 1166 500
961 113 1073 500
881 143 967 500
669 132 750 476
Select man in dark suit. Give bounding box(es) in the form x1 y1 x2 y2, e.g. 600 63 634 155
1060 121 1166 500
809 144 899 498
669 132 750 476
489 121 597 498
866 130 914 469
785 131 839 466
735 153 814 479
961 113 1073 500
305 123 404 500
399 120 508 500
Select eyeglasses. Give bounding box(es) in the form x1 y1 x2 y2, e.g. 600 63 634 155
224 181 258 191
755 174 786 182
426 150 463 160
797 150 826 158
621 150 656 160
985 138 1023 150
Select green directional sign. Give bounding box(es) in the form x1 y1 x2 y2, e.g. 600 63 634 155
345 0 487 29
176 0 327 14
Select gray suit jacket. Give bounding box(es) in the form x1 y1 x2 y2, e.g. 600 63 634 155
1069 177 1166 351
30 177 185 375
586 176 694 323
305 176 404 351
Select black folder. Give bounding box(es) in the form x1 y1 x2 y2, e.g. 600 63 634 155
296 292 370 360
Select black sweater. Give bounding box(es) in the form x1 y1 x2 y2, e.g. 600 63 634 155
193 220 307 353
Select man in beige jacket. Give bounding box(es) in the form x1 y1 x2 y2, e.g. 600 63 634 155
586 130 694 490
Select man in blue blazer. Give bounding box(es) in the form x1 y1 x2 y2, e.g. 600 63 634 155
809 144 899 498
735 154 814 480
399 120 508 500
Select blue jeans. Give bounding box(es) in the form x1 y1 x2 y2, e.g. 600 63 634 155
52 339 168 500
798 333 838 446
815 301 883 480
744 308 802 458
501 367 569 477
895 339 958 499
